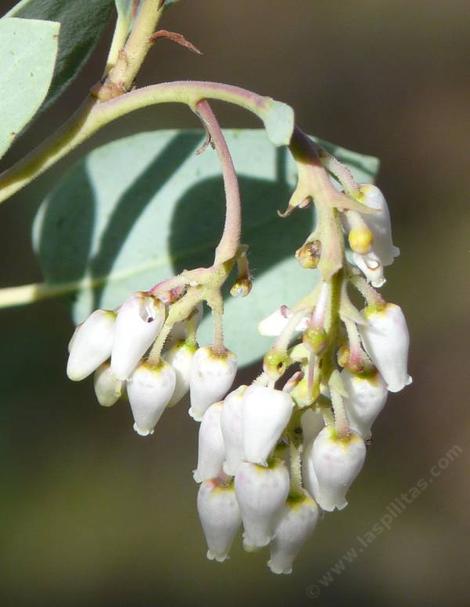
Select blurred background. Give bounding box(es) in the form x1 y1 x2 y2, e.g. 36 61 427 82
0 1 468 606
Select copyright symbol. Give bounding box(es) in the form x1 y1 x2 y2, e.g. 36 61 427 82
306 584 321 599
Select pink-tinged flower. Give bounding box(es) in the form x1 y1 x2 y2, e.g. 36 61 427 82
189 347 237 421
66 309 116 381
342 369 388 438
93 362 123 407
303 426 366 511
359 303 412 392
235 459 290 550
165 340 197 407
197 478 241 562
193 402 225 483
126 361 176 436
221 385 247 476
242 385 293 466
268 492 319 575
111 292 165 380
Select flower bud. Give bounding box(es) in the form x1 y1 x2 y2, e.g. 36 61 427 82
93 362 123 407
189 347 237 421
258 306 309 337
295 240 321 269
111 292 165 380
342 369 388 438
221 386 247 476
303 427 366 511
359 303 412 392
66 309 116 381
242 385 293 466
197 479 241 562
303 327 328 355
348 225 373 255
230 277 252 297
165 340 197 407
267 493 319 575
360 184 399 266
235 459 290 550
127 361 176 436
263 349 289 380
351 251 385 288
193 402 225 483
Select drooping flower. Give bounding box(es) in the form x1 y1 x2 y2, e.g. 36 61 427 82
267 492 319 575
242 385 293 466
193 402 225 483
257 306 309 337
342 368 388 438
220 385 247 476
235 458 290 550
197 478 241 562
93 362 123 407
111 292 165 380
189 347 237 421
165 340 197 407
303 426 366 511
359 303 412 392
126 360 176 436
66 309 116 381
359 184 400 266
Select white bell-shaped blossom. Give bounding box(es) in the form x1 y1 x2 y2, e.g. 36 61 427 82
165 341 196 407
111 292 165 380
127 361 176 436
66 310 116 381
301 407 324 444
268 493 319 575
304 426 366 511
193 402 225 483
235 459 290 550
93 362 123 407
242 385 293 466
221 385 247 476
360 184 400 266
189 347 237 421
359 303 412 393
258 306 309 337
197 479 241 562
342 369 388 438
351 250 385 288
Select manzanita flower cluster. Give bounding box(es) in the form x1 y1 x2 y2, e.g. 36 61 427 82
67 109 410 574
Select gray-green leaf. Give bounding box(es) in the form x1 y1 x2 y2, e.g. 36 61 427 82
5 0 114 111
0 17 59 160
33 129 379 366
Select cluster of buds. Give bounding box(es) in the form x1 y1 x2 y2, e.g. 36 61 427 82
66 121 411 574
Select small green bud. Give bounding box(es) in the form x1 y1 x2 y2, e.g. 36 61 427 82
303 327 328 355
263 349 289 379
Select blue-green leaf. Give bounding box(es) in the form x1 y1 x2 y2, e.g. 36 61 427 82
33 129 379 366
5 0 114 111
0 17 59 159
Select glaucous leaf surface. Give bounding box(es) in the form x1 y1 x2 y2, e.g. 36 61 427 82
34 129 379 366
0 17 59 159
5 0 113 111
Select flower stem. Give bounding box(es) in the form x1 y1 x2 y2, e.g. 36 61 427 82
195 100 241 265
0 81 291 205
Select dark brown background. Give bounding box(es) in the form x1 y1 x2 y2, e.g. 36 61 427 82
0 1 469 606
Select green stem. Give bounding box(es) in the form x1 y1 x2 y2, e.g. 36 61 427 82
0 81 291 205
